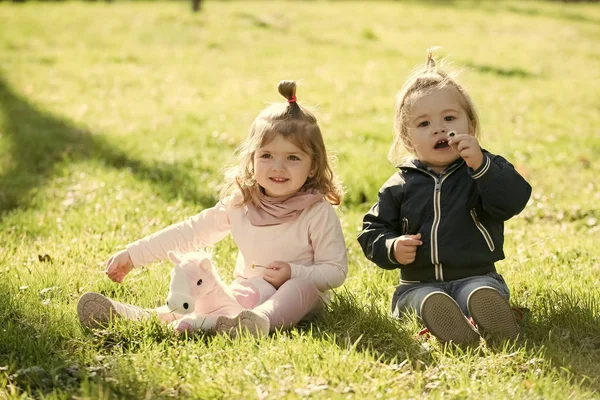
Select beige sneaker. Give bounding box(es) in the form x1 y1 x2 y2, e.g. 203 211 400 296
420 292 481 345
467 286 520 341
77 292 151 329
215 310 270 338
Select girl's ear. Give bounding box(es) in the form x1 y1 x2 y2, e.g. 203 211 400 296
168 251 181 264
308 162 317 178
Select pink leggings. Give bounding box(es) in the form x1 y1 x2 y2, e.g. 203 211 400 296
231 278 321 331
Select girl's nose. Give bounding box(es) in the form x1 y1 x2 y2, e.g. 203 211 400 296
272 158 285 170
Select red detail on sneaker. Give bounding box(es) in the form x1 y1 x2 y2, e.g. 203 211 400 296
512 307 524 321
416 327 431 340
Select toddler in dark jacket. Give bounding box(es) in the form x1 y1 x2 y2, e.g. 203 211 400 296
357 49 532 344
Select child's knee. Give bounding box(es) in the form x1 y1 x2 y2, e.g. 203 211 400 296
282 278 321 306
284 278 318 292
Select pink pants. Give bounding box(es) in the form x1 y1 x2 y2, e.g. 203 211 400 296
229 277 321 330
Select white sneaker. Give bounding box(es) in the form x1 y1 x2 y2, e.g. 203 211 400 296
215 310 270 338
77 292 151 328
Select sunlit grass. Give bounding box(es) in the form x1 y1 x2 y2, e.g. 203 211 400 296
1 1 599 398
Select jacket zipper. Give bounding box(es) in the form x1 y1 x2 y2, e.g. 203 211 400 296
425 171 455 281
402 161 463 281
470 209 495 251
430 177 445 280
401 217 409 235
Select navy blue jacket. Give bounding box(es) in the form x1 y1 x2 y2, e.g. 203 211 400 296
357 150 532 282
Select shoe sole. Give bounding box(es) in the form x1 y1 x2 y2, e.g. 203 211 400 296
215 310 270 338
77 292 117 329
467 286 519 340
420 292 480 345
77 292 151 329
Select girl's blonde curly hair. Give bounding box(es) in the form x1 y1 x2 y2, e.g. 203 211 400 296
222 80 343 206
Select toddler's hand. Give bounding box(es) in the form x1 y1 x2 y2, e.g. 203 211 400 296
448 133 484 170
263 261 292 289
393 233 422 265
105 250 134 283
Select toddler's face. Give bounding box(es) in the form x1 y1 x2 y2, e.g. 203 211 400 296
407 87 471 173
253 134 313 198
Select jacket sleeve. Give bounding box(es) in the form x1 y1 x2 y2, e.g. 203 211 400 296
356 175 403 270
470 152 532 220
289 203 348 292
126 200 231 267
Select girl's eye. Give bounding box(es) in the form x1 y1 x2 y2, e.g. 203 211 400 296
444 116 456 121
197 279 202 285
418 121 429 127
259 153 272 159
288 155 300 161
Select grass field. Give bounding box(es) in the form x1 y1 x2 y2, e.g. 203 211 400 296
1 1 600 398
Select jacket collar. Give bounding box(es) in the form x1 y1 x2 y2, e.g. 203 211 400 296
397 157 465 175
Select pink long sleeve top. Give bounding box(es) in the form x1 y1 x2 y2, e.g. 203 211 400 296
126 196 348 296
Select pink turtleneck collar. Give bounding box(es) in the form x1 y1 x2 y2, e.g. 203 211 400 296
246 188 324 226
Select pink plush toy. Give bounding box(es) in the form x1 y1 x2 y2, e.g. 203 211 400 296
156 250 245 333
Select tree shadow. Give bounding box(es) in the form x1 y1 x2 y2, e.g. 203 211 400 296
0 281 90 396
464 62 538 79
501 4 600 25
0 278 188 398
0 74 217 221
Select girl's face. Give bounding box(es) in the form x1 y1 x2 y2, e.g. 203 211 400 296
253 134 313 198
407 87 472 173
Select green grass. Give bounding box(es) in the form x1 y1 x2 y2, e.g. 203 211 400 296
1 1 599 398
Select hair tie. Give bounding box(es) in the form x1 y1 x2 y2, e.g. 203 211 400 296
288 95 297 103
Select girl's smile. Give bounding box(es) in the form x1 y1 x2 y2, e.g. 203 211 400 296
270 177 289 183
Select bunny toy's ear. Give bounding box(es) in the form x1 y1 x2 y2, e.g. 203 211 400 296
168 251 181 264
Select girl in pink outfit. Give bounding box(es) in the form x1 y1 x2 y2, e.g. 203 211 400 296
77 80 348 337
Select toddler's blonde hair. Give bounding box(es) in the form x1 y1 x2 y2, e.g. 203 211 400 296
389 48 480 165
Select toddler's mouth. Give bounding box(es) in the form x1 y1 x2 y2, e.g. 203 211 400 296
270 177 288 183
434 139 450 149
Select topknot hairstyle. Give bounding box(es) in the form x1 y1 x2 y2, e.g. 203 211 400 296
278 80 298 102
388 48 480 164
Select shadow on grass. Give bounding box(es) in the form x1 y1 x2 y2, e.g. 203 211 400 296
516 288 600 391
0 277 186 398
502 4 600 25
0 74 217 221
0 281 91 396
296 289 429 364
465 62 538 79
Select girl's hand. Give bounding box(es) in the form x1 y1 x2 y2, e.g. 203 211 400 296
393 233 422 265
448 133 484 170
263 261 292 289
105 250 134 283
